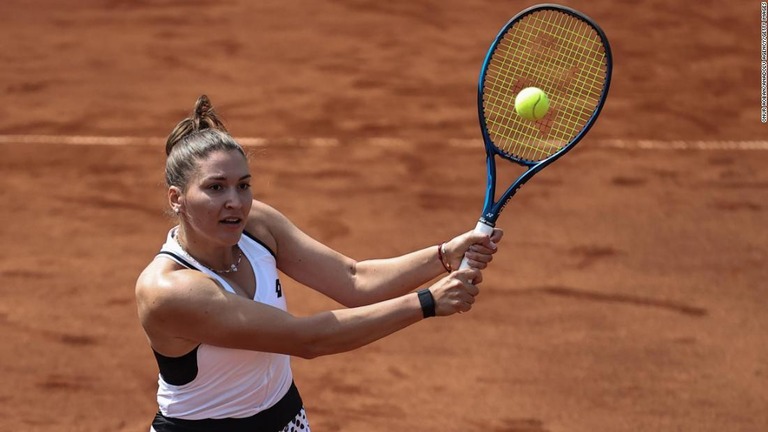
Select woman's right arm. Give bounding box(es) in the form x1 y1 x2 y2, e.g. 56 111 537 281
136 264 481 359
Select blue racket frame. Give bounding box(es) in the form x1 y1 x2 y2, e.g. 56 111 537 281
476 4 613 227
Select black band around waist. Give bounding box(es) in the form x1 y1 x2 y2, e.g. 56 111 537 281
151 381 303 432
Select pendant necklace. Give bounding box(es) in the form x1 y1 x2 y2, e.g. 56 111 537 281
213 247 243 274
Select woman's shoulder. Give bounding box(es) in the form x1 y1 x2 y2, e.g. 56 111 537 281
135 257 226 355
135 257 216 310
247 199 285 222
245 199 290 253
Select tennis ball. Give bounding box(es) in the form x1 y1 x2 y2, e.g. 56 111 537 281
514 87 550 121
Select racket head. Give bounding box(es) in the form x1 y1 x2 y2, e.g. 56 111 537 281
477 4 612 224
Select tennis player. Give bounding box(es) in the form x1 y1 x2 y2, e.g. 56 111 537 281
135 95 503 432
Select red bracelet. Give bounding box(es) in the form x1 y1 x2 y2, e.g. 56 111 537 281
437 243 452 273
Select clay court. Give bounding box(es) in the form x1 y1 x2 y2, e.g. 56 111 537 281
1 0 766 431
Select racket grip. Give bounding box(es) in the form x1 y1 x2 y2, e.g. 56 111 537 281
458 221 496 270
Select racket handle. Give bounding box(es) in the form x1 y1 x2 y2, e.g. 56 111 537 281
458 221 496 270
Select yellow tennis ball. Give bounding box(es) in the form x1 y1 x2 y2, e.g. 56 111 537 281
514 87 550 121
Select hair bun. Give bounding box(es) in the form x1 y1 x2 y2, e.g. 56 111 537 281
195 95 213 119
165 94 228 156
193 94 226 132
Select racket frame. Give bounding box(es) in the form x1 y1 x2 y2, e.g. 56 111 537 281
475 3 613 229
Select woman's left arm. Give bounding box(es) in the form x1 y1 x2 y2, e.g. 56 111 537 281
249 200 502 307
348 230 501 305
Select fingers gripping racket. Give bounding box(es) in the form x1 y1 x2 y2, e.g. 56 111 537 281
460 4 613 269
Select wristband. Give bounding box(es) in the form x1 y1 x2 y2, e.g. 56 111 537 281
417 288 436 318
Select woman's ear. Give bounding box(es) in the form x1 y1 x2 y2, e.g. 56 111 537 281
168 186 183 215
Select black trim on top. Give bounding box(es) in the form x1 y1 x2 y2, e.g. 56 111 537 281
157 251 196 270
242 230 277 259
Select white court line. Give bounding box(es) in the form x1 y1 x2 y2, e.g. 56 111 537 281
0 135 158 146
447 138 768 150
598 140 768 150
0 134 767 150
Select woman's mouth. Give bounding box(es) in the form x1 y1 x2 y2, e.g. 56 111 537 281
220 217 242 225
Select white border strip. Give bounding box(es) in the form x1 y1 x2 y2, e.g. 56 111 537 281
0 135 767 150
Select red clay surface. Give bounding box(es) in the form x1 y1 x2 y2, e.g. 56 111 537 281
1 1 766 431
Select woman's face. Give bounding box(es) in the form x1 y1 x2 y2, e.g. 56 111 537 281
176 149 253 246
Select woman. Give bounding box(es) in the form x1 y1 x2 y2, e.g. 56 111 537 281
135 95 503 432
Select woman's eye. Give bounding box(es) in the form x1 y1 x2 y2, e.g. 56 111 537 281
239 183 251 190
209 184 223 191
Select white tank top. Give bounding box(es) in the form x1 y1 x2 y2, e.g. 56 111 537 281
154 227 293 420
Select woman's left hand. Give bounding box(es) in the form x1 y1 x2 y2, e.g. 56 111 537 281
443 228 504 270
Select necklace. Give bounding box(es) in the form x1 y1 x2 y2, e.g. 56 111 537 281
174 230 243 274
214 247 243 274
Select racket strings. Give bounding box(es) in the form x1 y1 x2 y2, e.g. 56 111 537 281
489 16 601 155
483 9 609 162
492 14 608 142
488 18 603 158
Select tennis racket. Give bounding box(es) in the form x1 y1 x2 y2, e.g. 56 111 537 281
460 4 613 269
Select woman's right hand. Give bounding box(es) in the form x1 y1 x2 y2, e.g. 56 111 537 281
428 267 482 316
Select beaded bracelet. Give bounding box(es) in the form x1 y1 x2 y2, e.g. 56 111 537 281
437 243 452 273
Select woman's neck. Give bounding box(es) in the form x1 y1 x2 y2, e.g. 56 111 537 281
174 226 241 273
